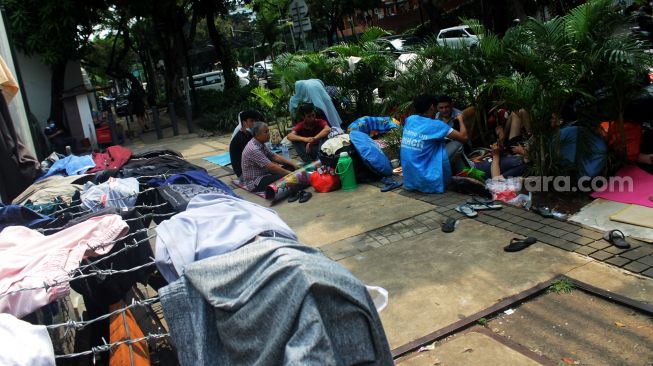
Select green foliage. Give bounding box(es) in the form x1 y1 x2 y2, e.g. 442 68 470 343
477 317 489 326
380 126 403 160
195 86 260 131
548 278 575 294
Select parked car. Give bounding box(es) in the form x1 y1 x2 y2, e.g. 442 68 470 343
235 67 249 79
377 35 424 54
191 70 249 92
115 93 130 116
253 60 274 79
436 26 479 48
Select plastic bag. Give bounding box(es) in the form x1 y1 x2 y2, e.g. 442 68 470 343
309 168 341 193
485 177 522 203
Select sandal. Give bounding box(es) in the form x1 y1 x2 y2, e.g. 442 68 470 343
455 204 478 218
298 191 312 203
532 206 554 218
287 191 300 203
603 230 630 249
504 237 537 252
466 197 502 211
442 218 457 233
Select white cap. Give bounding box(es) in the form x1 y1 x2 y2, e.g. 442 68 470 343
339 151 349 157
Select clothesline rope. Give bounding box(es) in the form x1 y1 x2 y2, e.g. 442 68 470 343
45 186 160 217
72 234 157 275
54 333 170 359
46 297 160 330
38 210 174 234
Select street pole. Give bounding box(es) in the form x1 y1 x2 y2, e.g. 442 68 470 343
294 6 303 50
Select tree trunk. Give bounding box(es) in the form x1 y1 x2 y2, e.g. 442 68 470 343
50 61 66 124
206 11 238 90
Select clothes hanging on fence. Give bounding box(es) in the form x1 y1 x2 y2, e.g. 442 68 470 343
81 177 140 212
159 237 393 366
145 170 236 197
88 145 132 173
12 174 92 205
0 203 52 232
155 184 226 213
109 303 151 366
38 154 96 181
119 155 204 178
0 313 55 366
0 214 128 317
154 193 296 283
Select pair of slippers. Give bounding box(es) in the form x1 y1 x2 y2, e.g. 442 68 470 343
455 199 503 218
288 190 312 203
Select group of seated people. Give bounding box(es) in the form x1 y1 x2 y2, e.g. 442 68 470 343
229 104 330 194
400 94 532 194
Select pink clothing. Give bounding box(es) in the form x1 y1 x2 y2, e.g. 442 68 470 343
0 215 128 317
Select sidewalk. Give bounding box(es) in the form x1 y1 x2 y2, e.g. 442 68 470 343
126 127 653 362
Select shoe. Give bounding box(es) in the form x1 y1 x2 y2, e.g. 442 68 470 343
287 191 300 203
298 191 312 203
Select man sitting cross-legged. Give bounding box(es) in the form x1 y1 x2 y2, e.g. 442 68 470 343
287 103 331 163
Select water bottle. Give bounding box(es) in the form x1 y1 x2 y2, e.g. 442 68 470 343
335 152 357 191
281 144 290 160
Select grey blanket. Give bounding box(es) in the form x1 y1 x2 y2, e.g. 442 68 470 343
160 238 393 366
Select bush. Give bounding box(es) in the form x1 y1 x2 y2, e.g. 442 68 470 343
194 86 261 132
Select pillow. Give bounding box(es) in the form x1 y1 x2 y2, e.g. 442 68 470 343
349 131 392 177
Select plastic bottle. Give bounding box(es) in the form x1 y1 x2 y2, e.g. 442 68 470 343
281 144 290 160
335 152 357 191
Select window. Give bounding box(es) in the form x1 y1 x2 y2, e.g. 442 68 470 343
442 29 466 38
205 75 223 85
193 78 205 87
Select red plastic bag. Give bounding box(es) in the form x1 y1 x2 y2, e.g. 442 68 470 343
310 170 341 193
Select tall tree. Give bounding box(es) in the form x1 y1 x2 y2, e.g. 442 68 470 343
193 0 239 89
4 0 108 123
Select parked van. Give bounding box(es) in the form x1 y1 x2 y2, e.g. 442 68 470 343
192 71 225 91
191 70 249 92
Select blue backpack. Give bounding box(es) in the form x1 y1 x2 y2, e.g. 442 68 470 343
349 131 393 177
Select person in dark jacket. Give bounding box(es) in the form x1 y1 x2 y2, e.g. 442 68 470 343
229 110 265 178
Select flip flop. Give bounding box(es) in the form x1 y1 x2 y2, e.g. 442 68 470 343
504 237 537 252
287 191 300 203
298 191 312 203
532 206 554 218
441 218 457 233
466 197 502 211
455 204 478 218
603 230 630 249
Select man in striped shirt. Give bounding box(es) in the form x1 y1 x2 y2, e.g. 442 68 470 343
241 122 300 193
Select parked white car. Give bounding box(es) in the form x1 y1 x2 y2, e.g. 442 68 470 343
436 26 479 48
191 70 249 92
235 67 249 79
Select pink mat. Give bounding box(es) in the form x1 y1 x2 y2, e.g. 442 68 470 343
591 165 653 208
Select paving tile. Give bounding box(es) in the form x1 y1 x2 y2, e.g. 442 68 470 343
574 246 598 256
573 236 594 246
327 248 359 261
637 255 653 267
414 226 430 235
400 230 418 239
641 268 653 279
588 240 611 250
589 250 613 261
604 245 630 255
536 226 559 235
575 228 605 240
387 234 403 243
486 218 503 226
623 261 650 274
621 247 653 260
496 221 512 229
605 256 631 267
561 232 581 242
551 240 581 252
520 220 545 230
